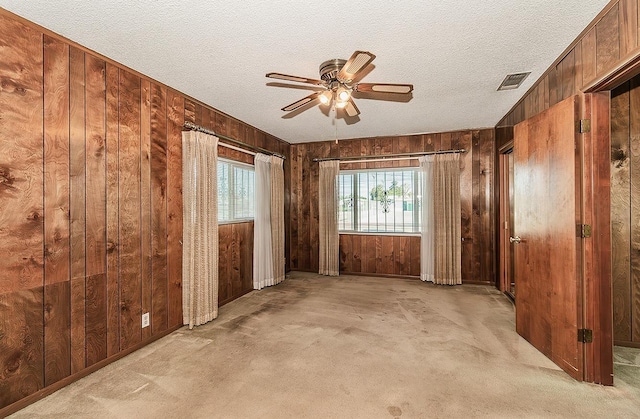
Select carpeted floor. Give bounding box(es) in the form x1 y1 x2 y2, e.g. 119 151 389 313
9 272 640 418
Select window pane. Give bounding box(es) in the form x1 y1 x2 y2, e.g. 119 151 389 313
233 166 255 219
217 159 255 222
338 173 354 231
340 168 421 233
217 161 230 221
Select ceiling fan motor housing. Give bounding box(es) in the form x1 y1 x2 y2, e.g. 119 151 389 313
319 59 347 82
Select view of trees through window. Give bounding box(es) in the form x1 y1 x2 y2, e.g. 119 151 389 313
338 169 422 233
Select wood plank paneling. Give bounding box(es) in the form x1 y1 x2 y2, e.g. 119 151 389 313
43 35 71 386
140 79 152 340
118 70 142 351
479 130 495 283
0 289 45 408
218 225 232 303
69 46 86 374
611 83 632 342
238 222 254 294
0 17 45 397
597 4 621 77
0 9 291 415
619 0 638 56
166 90 184 328
457 131 474 282
630 76 640 342
105 63 120 357
84 54 107 367
150 83 168 334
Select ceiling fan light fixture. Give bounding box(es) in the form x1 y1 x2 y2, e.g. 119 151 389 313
335 101 348 109
319 90 332 106
337 86 351 102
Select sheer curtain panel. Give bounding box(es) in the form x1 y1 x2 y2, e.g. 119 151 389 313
419 155 435 283
420 153 462 285
434 154 462 285
254 153 274 289
271 155 285 285
182 131 219 329
318 160 340 276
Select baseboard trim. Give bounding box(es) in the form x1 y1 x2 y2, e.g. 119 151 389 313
0 324 183 418
219 288 253 307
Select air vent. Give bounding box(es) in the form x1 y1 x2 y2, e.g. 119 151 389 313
497 72 531 91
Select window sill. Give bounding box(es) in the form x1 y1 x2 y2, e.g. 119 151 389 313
339 231 420 237
219 219 254 225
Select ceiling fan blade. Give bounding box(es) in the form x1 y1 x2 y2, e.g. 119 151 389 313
337 51 376 83
281 92 321 111
354 83 414 94
266 72 325 86
344 98 360 117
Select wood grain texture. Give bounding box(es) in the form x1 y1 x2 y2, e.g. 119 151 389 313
43 282 70 386
69 46 86 374
105 63 120 357
43 35 71 386
582 28 597 89
118 70 142 351
218 224 232 303
457 131 474 282
479 130 495 284
630 75 640 343
166 90 184 328
0 14 44 294
619 0 638 56
581 92 614 384
85 273 107 366
0 288 44 409
610 82 632 342
597 4 621 77
84 54 108 366
85 54 106 277
140 79 152 340
514 96 582 380
150 83 168 334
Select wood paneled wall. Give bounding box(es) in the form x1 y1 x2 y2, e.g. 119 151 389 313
498 0 639 127
611 76 640 347
0 11 288 415
289 130 496 284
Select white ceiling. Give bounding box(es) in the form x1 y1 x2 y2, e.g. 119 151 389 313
1 1 609 144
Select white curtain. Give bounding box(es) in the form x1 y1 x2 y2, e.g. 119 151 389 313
419 155 435 283
270 155 285 285
254 153 274 289
420 153 462 285
319 161 340 276
182 130 219 329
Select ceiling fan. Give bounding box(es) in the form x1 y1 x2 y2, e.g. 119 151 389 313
266 50 414 117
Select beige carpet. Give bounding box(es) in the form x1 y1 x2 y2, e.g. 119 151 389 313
9 272 640 418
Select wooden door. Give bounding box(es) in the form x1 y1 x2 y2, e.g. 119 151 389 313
513 96 583 380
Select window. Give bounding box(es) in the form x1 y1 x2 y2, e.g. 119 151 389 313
217 159 255 222
338 168 422 233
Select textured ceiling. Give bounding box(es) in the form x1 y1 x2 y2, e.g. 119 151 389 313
0 1 610 144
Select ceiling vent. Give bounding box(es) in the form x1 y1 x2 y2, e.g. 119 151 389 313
497 72 531 91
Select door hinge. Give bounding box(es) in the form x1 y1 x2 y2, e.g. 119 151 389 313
578 328 593 343
577 224 592 238
579 119 591 133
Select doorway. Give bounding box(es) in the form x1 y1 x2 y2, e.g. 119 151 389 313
498 143 515 300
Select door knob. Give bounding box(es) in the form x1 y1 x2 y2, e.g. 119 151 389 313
509 236 522 244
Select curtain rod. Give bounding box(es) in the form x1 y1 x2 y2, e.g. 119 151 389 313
183 121 285 160
313 148 466 163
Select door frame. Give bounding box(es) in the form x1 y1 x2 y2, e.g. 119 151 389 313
498 140 514 298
